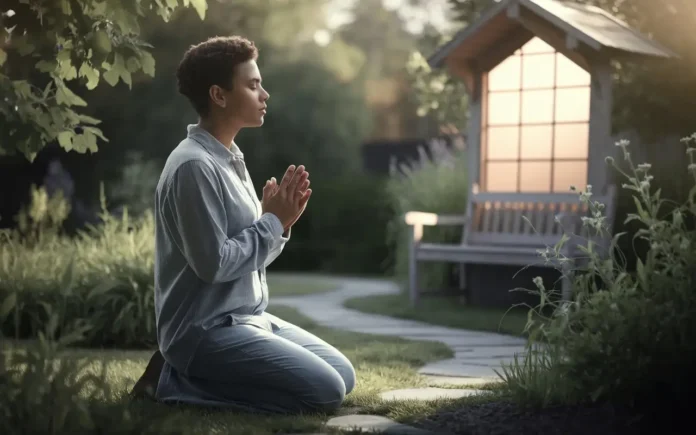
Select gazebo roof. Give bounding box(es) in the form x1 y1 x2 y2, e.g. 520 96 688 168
429 0 678 71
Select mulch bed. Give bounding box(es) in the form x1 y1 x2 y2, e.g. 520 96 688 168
409 399 680 435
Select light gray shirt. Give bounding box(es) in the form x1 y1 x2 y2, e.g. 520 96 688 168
153 124 290 373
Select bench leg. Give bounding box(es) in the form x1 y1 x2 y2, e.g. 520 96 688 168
408 229 420 307
458 263 467 290
409 264 419 307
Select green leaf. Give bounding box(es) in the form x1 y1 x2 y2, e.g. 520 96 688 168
56 83 87 107
79 63 100 90
35 60 57 73
57 49 72 63
61 0 72 14
140 52 155 76
12 80 32 98
0 292 16 319
190 0 208 19
57 131 73 150
93 30 112 54
58 52 78 79
0 49 6 66
82 131 99 153
49 106 67 125
71 133 87 153
121 69 132 88
632 196 649 220
76 113 101 125
126 56 141 72
83 126 108 141
102 67 120 86
636 258 647 290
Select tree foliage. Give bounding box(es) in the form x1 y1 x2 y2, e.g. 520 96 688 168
406 38 468 133
0 0 207 162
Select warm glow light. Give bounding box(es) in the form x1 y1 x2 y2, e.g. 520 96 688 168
521 125 552 159
483 37 592 193
488 55 521 91
554 124 589 159
488 92 520 125
555 87 591 122
521 37 555 54
556 54 590 87
553 161 588 192
521 89 554 124
520 162 552 192
486 162 518 192
522 53 555 89
487 126 519 160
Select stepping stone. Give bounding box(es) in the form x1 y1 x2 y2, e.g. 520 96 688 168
325 415 432 434
379 387 487 402
419 358 506 378
423 375 501 387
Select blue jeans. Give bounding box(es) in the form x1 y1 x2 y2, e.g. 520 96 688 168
155 311 356 415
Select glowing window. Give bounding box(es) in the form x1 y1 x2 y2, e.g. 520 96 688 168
483 37 591 193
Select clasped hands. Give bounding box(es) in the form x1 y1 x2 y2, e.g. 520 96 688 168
261 165 312 232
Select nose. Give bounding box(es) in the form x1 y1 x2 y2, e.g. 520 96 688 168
261 87 270 102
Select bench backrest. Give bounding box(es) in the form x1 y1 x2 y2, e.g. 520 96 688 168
462 186 617 251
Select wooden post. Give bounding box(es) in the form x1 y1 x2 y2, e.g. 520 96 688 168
408 223 423 307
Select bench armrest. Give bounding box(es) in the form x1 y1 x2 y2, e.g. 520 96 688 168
404 211 468 226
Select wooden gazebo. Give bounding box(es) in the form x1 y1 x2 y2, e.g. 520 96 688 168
405 0 677 307
430 0 676 196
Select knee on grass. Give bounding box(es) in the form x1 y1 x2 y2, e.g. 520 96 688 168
302 368 348 413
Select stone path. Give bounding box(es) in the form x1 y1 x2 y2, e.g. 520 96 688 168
270 275 528 434
271 276 527 381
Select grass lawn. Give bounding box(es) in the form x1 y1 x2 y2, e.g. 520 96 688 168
3 305 504 435
343 292 531 337
266 272 341 296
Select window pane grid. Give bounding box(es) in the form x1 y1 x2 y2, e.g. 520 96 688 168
483 37 590 193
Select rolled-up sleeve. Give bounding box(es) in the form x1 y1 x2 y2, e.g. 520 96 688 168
162 159 285 284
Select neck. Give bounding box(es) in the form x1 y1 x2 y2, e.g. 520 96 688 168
198 115 241 149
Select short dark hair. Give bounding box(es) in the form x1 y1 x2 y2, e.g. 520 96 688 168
176 36 259 117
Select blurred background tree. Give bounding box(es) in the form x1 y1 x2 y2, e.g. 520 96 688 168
1 0 459 276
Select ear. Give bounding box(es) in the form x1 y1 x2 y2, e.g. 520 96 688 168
209 85 226 109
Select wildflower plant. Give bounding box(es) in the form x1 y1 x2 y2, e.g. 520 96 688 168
498 134 696 409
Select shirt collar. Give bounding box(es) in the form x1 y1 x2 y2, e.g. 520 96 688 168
186 124 244 165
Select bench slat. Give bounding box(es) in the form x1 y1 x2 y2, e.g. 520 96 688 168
502 202 513 234
416 243 558 266
473 191 583 204
466 231 566 248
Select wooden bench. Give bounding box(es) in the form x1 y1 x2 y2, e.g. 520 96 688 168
404 185 617 306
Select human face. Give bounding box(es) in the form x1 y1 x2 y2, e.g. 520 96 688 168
209 59 269 128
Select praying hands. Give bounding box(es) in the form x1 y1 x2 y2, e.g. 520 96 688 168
261 165 312 232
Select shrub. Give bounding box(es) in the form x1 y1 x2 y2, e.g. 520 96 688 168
106 150 162 218
0 294 190 434
0 185 156 348
384 137 468 291
269 171 394 275
500 134 696 411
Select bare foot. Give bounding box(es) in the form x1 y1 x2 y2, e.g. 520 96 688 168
129 350 165 401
